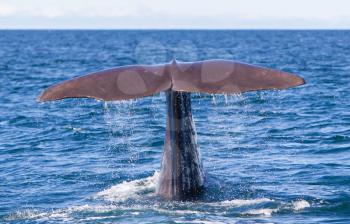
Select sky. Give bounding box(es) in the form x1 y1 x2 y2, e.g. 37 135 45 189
0 0 350 29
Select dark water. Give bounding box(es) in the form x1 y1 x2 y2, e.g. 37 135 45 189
0 30 349 223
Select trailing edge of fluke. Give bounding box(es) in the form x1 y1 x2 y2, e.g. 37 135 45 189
38 59 305 102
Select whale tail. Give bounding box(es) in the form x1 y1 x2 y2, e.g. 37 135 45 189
38 59 305 102
38 59 305 200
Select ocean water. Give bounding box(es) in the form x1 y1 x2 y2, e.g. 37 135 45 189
0 30 349 223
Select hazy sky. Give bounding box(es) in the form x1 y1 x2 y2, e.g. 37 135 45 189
0 0 350 29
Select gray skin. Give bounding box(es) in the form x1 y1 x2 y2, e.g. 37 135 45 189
156 90 204 200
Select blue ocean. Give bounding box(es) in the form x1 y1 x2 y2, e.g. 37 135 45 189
0 30 349 223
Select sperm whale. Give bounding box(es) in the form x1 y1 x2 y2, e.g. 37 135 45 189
39 59 305 200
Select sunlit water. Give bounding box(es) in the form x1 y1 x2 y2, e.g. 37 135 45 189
0 30 349 223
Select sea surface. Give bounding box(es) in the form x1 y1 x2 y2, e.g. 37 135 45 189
0 30 349 223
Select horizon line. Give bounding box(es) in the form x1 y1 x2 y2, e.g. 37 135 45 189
1 28 350 31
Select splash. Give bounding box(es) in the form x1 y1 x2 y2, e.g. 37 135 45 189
95 171 159 202
292 200 311 211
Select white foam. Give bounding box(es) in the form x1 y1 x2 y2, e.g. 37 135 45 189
81 216 120 221
5 204 119 221
244 208 278 216
65 125 82 133
68 204 116 213
6 209 69 221
95 171 159 202
292 200 310 211
155 208 205 216
175 220 228 224
215 198 273 207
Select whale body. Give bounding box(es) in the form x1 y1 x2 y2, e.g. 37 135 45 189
39 59 305 200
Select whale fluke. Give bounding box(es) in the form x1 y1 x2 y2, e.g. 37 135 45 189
38 59 305 200
38 60 304 102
